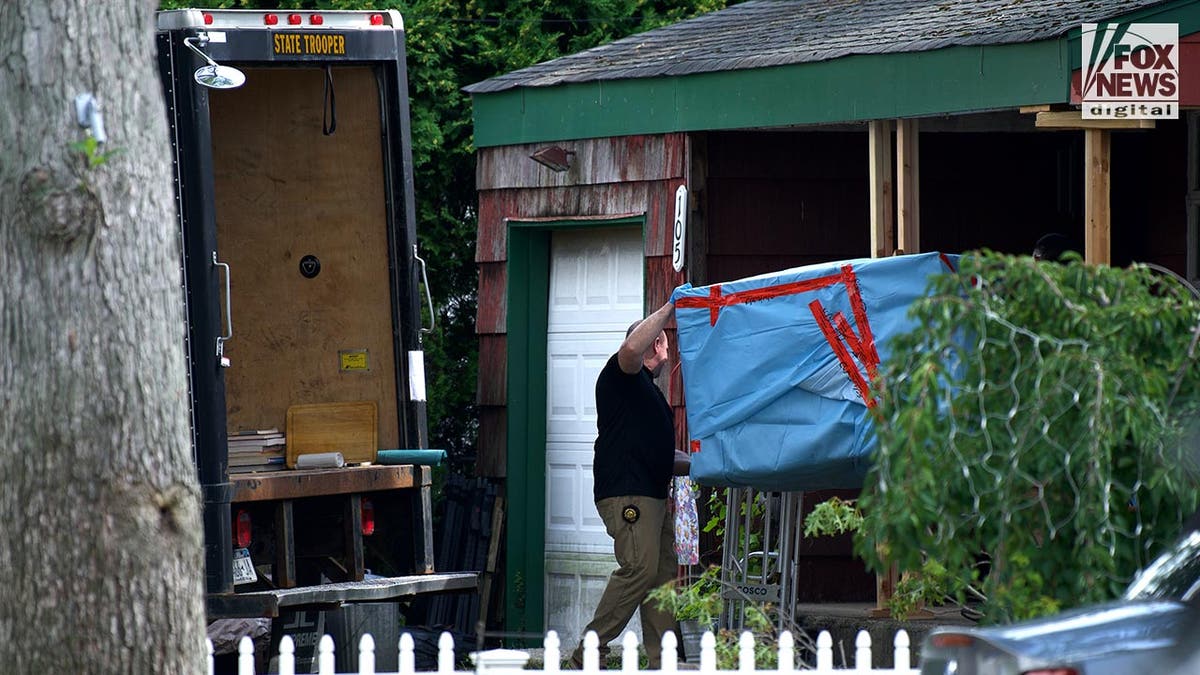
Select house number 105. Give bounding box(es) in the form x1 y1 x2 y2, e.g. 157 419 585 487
672 185 688 273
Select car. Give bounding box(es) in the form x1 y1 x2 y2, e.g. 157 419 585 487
919 524 1200 675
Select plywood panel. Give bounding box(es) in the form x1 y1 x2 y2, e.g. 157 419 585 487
286 401 378 467
210 66 399 447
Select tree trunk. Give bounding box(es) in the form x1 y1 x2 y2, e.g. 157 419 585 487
0 1 206 672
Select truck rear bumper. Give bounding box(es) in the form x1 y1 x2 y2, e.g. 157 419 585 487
207 571 479 618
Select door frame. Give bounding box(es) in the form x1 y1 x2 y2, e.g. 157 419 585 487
505 215 646 637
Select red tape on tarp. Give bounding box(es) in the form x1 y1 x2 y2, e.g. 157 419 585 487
675 272 844 326
676 264 881 406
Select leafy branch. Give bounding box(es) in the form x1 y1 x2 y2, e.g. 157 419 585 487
802 497 862 538
69 134 121 169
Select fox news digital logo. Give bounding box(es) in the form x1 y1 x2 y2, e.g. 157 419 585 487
1081 23 1178 119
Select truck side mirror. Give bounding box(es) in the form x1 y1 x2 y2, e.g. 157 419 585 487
184 35 245 90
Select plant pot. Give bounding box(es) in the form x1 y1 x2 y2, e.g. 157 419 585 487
678 619 712 664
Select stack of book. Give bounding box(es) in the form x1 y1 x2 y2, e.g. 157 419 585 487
228 428 287 473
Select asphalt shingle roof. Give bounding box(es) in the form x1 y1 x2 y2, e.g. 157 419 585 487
464 0 1169 94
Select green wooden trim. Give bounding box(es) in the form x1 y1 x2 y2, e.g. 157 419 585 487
473 39 1070 147
504 226 549 640
504 215 645 639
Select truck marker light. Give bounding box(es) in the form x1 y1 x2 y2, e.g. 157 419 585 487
310 14 324 25
264 13 279 26
288 14 302 25
369 14 384 25
203 13 213 25
235 509 252 548
361 499 376 536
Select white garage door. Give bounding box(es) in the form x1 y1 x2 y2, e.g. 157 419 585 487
544 226 643 645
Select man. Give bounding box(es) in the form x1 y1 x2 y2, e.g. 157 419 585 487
1033 232 1076 262
571 299 679 669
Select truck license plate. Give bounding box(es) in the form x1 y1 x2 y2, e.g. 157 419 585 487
233 547 258 585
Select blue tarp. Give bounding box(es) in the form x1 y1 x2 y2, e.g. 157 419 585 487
671 252 957 492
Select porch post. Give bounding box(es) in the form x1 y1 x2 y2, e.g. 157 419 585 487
869 120 895 258
1084 128 1112 265
1034 110 1154 265
897 119 920 254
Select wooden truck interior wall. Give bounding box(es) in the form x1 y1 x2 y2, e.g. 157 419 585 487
210 66 400 446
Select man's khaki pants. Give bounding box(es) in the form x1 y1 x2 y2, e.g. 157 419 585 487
572 495 678 668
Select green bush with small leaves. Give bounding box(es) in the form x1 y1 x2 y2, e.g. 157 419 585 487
856 251 1200 623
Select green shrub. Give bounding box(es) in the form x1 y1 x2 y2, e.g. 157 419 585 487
857 251 1200 623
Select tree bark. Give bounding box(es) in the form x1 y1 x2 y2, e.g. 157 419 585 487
0 1 206 672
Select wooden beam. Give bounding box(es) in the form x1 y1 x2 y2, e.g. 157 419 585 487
230 465 416 503
274 500 297 589
870 562 900 617
1035 111 1156 130
412 466 435 573
897 119 920 254
344 493 366 581
868 120 894 258
1085 128 1112 265
476 493 506 639
1019 104 1052 113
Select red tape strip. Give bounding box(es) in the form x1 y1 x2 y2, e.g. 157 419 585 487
674 272 844 326
810 299 876 408
675 264 883 407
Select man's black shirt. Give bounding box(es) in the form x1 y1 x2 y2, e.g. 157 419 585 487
592 353 675 501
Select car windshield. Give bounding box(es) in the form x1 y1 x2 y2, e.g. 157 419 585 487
1125 529 1200 602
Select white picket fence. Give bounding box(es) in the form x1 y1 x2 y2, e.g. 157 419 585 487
210 627 919 675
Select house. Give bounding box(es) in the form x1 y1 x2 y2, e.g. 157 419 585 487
463 0 1200 639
